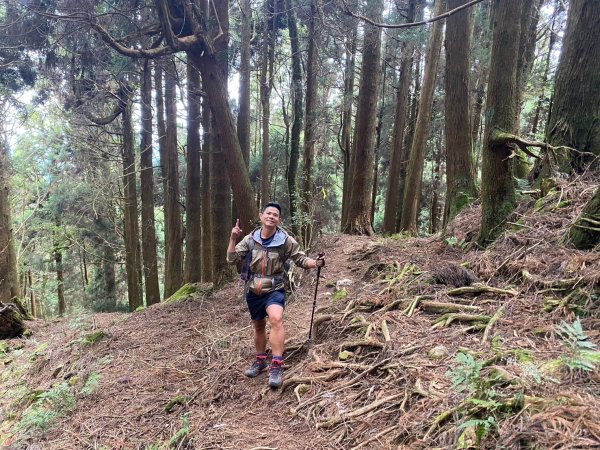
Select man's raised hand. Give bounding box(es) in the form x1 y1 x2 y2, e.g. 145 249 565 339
231 218 243 240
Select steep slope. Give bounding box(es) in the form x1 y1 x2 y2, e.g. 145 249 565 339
1 175 599 449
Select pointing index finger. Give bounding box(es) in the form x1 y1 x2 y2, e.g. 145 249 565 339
235 218 240 227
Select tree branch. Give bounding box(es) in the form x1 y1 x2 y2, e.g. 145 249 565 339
342 0 486 29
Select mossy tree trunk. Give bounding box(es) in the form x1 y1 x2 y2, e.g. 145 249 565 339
567 185 600 249
0 141 23 315
546 0 600 172
478 0 524 246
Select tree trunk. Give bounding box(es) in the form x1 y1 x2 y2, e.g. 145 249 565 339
260 0 277 205
339 19 357 230
163 62 184 298
192 53 258 232
530 1 559 138
121 92 143 311
0 142 22 312
201 96 213 282
140 61 161 305
301 0 320 245
28 270 36 318
547 0 600 171
185 62 203 284
513 0 541 178
443 0 477 228
400 0 445 234
53 234 66 316
478 0 524 245
431 137 443 233
286 0 302 235
567 185 600 249
382 0 416 234
154 63 168 201
237 0 252 169
343 0 384 236
209 0 232 286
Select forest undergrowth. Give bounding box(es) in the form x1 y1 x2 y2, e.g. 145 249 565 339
1 174 599 449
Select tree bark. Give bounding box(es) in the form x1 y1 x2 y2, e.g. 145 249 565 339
121 90 143 311
443 0 477 228
286 0 302 235
163 62 184 298
237 0 252 169
478 0 524 245
547 0 600 171
184 62 203 284
53 232 66 316
0 141 22 312
339 13 358 230
201 96 213 282
382 0 416 234
301 0 321 245
513 0 541 178
400 0 445 233
343 0 384 235
140 61 161 305
259 0 277 205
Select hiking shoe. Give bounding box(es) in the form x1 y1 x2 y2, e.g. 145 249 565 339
245 356 268 378
268 360 283 388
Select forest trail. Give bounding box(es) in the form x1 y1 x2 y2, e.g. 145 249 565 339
1 175 600 449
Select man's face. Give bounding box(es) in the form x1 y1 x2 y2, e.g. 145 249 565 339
260 206 281 228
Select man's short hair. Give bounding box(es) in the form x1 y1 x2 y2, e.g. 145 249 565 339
262 201 282 214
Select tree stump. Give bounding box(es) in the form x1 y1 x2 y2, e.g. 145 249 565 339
0 302 25 339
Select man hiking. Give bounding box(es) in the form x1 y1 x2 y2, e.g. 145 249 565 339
227 201 325 388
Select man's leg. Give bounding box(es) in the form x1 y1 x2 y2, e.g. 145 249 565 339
245 318 268 378
266 304 285 388
252 318 268 353
266 304 285 356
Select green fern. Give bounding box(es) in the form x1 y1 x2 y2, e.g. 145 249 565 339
557 318 600 372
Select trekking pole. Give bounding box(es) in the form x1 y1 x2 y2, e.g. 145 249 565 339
307 252 325 343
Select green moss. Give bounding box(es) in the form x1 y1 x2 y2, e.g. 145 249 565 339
82 331 106 346
134 306 147 312
332 288 348 302
163 283 198 304
165 396 187 413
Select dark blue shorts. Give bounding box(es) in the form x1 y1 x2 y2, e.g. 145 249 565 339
246 289 286 321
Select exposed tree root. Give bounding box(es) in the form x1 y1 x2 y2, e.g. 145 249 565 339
404 297 482 317
481 305 506 342
431 313 491 329
317 392 404 429
447 282 517 296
